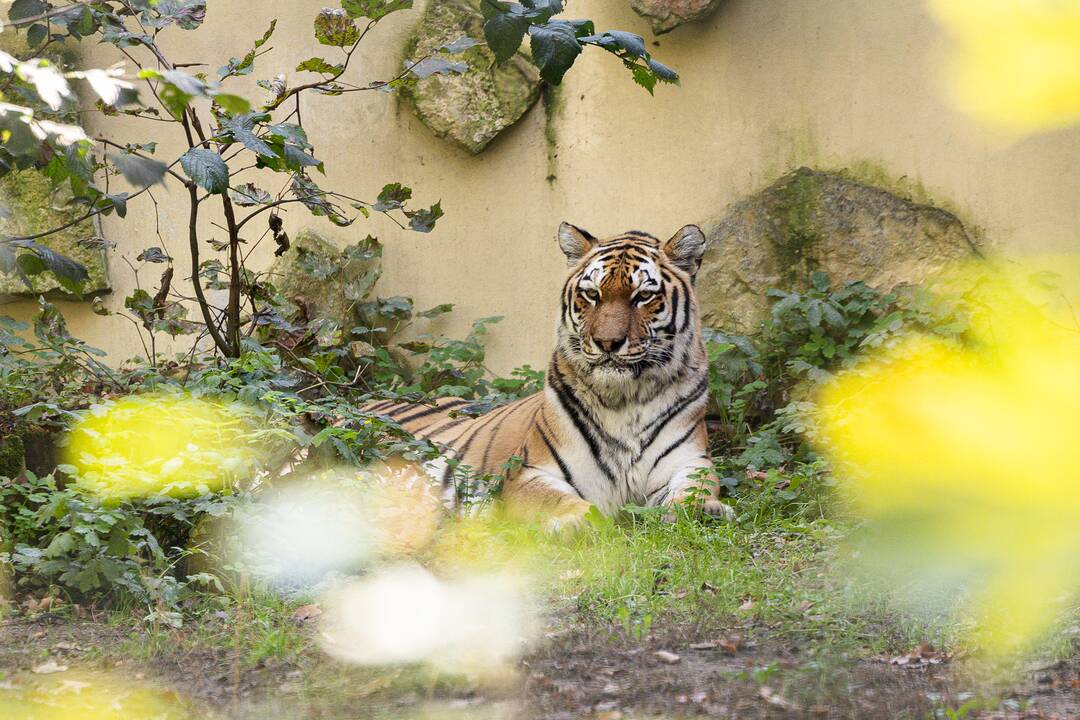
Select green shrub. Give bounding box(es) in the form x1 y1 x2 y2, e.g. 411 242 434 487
704 272 969 474
0 471 242 615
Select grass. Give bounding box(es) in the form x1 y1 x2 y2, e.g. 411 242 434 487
6 459 1080 718
96 460 950 665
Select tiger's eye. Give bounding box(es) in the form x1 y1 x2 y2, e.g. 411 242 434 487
581 288 600 303
635 290 657 305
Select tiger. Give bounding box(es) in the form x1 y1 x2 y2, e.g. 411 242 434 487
366 222 733 530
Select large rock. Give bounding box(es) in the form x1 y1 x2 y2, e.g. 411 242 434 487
0 170 110 297
0 31 109 298
630 0 724 35
267 230 382 340
696 167 981 334
399 0 541 154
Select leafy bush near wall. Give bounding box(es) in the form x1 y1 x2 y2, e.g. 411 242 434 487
0 471 242 620
703 271 970 473
0 267 545 610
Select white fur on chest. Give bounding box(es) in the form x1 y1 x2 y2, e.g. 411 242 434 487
542 378 706 513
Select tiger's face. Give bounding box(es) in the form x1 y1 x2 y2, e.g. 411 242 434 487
556 223 707 377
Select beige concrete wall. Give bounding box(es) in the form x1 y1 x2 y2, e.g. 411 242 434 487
4 0 1080 373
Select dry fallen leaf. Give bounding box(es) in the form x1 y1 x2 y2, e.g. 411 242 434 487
291 603 322 624
689 641 717 650
718 635 743 654
654 650 680 664
759 686 800 710
874 643 950 668
739 597 755 611
31 660 68 675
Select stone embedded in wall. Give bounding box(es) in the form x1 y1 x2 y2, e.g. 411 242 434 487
399 0 541 155
0 31 109 298
0 170 110 297
268 229 382 338
630 0 724 35
696 167 981 334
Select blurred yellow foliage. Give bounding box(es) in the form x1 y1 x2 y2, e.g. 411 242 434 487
818 258 1080 658
927 0 1080 132
0 672 192 719
64 393 264 499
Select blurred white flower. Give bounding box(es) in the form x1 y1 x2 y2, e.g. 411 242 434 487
319 564 535 674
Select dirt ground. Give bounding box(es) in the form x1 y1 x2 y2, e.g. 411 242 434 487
3 614 1080 719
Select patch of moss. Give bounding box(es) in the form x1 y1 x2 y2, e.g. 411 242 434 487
767 167 823 286
0 434 24 479
0 169 110 297
0 29 108 298
542 83 563 184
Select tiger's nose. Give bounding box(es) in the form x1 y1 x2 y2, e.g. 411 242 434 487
595 335 626 353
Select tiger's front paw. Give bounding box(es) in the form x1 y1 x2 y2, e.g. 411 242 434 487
663 497 735 523
544 502 594 535
702 498 735 520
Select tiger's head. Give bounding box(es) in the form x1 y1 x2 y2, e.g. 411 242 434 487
555 222 707 382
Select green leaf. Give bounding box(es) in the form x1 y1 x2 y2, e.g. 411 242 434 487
405 201 443 233
267 123 312 149
296 57 344 75
341 0 413 20
139 68 209 119
632 65 656 95
230 183 272 206
218 112 274 157
404 57 468 79
26 23 47 47
10 239 89 289
212 93 251 115
291 173 350 225
283 145 323 173
125 288 155 323
148 0 207 31
374 182 412 212
418 303 454 319
647 57 679 83
314 8 360 47
8 0 45 22
484 11 530 63
528 22 582 85
111 153 168 188
580 30 646 58
180 148 229 194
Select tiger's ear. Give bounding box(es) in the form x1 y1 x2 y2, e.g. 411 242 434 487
663 224 707 279
558 222 595 266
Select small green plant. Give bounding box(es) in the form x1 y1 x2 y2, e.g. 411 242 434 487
0 471 238 612
614 598 653 642
703 271 970 478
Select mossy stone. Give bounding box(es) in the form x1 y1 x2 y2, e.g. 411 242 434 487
267 229 382 335
0 30 109 298
399 0 541 154
0 170 109 297
696 167 981 334
630 0 725 35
